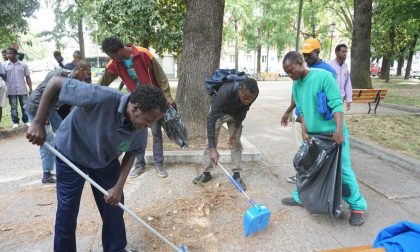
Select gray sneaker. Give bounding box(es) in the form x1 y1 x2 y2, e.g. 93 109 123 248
155 164 168 178
129 166 146 178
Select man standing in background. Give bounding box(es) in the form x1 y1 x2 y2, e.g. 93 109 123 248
329 44 352 111
0 64 6 126
3 47 32 128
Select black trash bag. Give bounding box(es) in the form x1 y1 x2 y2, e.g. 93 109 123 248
293 134 342 217
162 105 188 149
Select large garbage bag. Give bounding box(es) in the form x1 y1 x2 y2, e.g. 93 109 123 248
162 105 188 149
293 134 342 217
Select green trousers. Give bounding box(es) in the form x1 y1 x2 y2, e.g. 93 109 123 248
292 128 368 211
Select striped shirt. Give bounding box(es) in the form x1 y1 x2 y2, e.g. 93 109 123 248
3 60 30 95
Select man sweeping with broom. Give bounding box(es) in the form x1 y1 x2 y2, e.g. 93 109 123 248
26 77 167 251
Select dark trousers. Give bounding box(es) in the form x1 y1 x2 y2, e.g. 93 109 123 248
54 157 126 252
8 94 28 124
135 118 164 167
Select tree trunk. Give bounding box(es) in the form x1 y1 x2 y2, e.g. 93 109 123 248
380 56 390 81
256 44 261 73
350 0 373 89
405 27 419 79
78 18 85 60
176 0 225 139
384 24 396 83
397 48 405 76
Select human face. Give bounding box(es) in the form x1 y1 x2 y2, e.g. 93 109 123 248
283 61 306 81
76 66 91 81
106 48 129 62
6 50 17 62
73 53 81 62
238 88 257 106
129 105 164 129
303 50 319 66
2 52 7 61
335 47 348 62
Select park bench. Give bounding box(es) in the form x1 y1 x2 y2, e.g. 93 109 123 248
352 88 388 114
259 72 281 81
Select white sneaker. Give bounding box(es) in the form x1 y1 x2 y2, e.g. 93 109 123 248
24 122 31 127
12 124 19 129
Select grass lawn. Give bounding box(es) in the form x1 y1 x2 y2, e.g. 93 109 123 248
346 114 420 160
372 77 420 108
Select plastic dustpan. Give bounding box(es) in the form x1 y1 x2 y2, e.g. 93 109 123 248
244 204 271 236
217 163 271 236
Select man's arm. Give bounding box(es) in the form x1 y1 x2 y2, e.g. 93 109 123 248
344 67 352 110
281 95 296 126
26 75 32 94
97 68 118 86
151 57 171 98
332 112 344 144
104 153 135 206
27 76 65 145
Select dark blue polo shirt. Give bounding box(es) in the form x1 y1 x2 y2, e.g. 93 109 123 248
309 60 337 78
55 78 147 169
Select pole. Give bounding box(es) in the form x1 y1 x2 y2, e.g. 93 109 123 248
296 0 304 50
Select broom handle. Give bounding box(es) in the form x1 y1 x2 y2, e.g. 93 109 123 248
217 163 257 207
43 143 184 252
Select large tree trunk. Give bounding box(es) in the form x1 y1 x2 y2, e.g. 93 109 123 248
176 0 225 139
405 27 419 79
384 24 395 83
380 56 390 81
350 0 373 89
78 19 85 60
397 48 405 76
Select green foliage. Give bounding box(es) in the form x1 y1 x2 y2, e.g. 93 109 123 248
0 0 40 48
95 0 185 56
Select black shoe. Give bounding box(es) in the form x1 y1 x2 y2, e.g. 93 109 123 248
119 249 138 252
42 176 56 184
192 172 212 184
281 197 303 207
234 177 247 191
129 166 146 178
287 175 297 184
349 210 366 226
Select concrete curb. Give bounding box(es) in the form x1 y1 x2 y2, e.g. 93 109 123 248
144 136 261 164
350 136 420 174
381 103 420 113
0 127 26 140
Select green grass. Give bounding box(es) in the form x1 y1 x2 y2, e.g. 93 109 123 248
347 114 420 160
0 101 13 129
371 77 420 108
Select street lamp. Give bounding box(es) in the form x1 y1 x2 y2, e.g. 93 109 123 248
328 22 336 60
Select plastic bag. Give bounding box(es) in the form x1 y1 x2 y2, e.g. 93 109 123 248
162 105 188 149
293 134 342 217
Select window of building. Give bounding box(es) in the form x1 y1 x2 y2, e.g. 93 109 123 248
262 55 267 63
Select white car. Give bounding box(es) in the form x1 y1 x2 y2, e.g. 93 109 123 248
410 65 420 78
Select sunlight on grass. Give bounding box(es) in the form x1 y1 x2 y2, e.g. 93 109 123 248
347 114 420 159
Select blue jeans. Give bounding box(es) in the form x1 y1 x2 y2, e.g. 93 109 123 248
8 95 28 124
28 111 63 172
54 157 126 252
135 118 164 167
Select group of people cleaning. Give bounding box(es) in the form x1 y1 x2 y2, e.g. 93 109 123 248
25 37 366 251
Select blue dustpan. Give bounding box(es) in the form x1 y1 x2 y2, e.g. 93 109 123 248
218 163 271 236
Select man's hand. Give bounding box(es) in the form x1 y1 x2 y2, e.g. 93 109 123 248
228 129 237 147
105 186 123 206
302 130 310 143
26 121 46 146
332 130 344 145
345 102 351 111
209 148 220 164
166 96 176 109
281 112 290 127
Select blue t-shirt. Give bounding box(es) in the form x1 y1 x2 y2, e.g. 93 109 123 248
309 60 337 78
123 57 140 88
55 79 147 169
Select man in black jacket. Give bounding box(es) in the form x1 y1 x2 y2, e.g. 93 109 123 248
193 78 259 191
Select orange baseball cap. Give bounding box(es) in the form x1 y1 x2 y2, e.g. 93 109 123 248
301 38 321 54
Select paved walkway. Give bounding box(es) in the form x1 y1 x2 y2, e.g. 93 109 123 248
0 81 419 251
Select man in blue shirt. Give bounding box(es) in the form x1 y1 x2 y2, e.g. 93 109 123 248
27 78 167 252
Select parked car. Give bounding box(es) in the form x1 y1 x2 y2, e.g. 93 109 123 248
410 65 420 79
370 63 381 77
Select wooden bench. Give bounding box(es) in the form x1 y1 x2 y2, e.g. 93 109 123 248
352 89 388 114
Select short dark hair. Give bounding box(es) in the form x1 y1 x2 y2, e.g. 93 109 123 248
239 78 259 94
6 48 17 55
53 51 61 57
129 85 167 113
282 51 304 65
73 50 81 55
335 44 348 52
2 50 6 54
101 37 124 54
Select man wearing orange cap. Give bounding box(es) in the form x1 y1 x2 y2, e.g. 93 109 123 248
281 38 337 184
